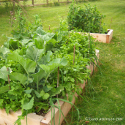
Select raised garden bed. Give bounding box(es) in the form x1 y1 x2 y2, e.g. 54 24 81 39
89 29 113 43
68 3 113 43
0 13 100 125
0 50 99 125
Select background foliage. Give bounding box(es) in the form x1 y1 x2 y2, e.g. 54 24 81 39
68 3 106 33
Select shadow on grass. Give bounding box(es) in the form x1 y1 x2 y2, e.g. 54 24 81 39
111 36 121 43
0 2 13 15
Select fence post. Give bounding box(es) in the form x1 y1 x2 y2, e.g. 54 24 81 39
13 1 15 12
47 0 48 5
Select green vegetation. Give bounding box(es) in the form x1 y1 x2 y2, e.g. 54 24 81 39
0 10 97 124
0 0 125 124
68 3 106 33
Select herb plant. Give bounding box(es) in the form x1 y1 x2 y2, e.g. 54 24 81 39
67 3 106 33
0 11 97 125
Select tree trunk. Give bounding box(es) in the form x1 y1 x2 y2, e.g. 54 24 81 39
46 0 49 4
32 0 34 6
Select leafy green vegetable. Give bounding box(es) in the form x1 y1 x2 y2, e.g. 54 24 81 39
10 72 27 85
0 66 8 81
8 51 36 73
40 90 50 100
0 85 10 94
0 99 3 107
32 69 45 83
22 97 34 110
0 46 10 59
26 46 44 62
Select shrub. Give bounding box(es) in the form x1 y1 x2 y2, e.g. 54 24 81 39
54 2 60 6
67 3 106 33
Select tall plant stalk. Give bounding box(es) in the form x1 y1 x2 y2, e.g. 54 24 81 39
73 45 75 65
7 68 11 90
57 67 59 98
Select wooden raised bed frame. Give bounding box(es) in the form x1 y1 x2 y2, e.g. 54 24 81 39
89 29 113 43
0 50 99 125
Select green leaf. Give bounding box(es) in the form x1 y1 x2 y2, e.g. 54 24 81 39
40 90 50 100
43 85 53 92
35 32 55 49
34 90 41 98
43 93 50 100
8 51 36 73
26 46 44 62
21 58 36 73
40 57 68 80
10 72 28 85
40 90 44 96
48 58 61 65
0 85 10 94
21 39 32 46
0 46 10 59
36 26 46 35
40 64 57 75
39 51 52 64
24 89 33 94
0 66 8 81
22 97 34 110
0 99 3 107
32 69 46 83
51 86 64 97
47 38 57 45
57 33 63 42
40 33 55 42
7 51 20 62
68 94 74 102
69 77 75 82
48 57 68 67
8 38 19 50
34 36 45 49
60 57 68 66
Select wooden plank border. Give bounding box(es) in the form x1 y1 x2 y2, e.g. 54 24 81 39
0 109 44 125
90 29 113 43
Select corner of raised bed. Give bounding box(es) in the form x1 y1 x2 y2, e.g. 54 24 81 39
90 29 113 43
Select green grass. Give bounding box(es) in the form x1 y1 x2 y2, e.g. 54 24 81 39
0 3 70 46
0 0 125 124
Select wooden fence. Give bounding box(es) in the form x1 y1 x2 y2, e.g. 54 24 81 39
31 0 87 6
0 0 87 7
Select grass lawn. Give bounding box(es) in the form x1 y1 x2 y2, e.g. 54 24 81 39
0 0 125 124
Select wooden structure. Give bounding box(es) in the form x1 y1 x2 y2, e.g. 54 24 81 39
0 50 99 125
90 29 113 43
